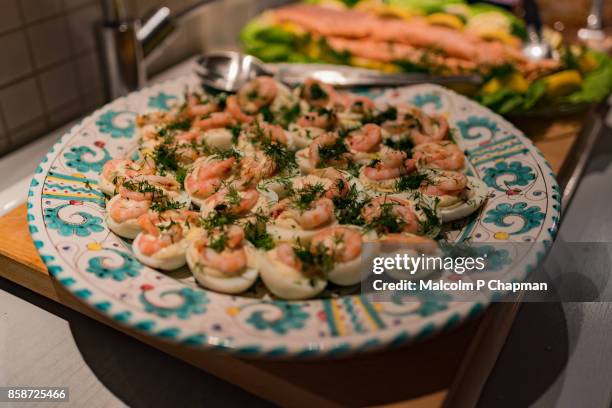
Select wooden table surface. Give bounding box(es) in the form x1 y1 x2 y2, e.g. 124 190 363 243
0 113 585 408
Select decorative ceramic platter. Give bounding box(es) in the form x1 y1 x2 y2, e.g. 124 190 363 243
28 72 559 358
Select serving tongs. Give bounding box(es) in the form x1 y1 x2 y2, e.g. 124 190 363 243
196 51 483 93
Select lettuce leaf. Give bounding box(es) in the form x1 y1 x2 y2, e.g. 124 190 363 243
565 52 612 104
386 0 465 14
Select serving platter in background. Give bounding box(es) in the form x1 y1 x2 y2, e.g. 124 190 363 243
26 69 560 357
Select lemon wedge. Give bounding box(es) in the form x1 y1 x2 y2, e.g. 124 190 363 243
544 70 583 98
482 78 502 94
505 72 529 93
578 53 599 73
357 2 414 21
478 29 521 47
426 13 464 30
481 73 528 94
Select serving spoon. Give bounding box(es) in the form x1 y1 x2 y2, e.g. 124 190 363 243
195 51 483 93
522 0 553 61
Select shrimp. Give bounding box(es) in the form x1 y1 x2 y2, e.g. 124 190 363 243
193 112 237 130
336 93 376 115
308 132 347 168
101 157 155 181
347 123 382 153
420 170 467 196
239 151 276 186
312 167 349 198
272 196 335 230
311 227 362 263
101 159 127 181
175 129 202 143
135 234 174 256
276 242 302 270
363 150 410 181
296 198 335 230
185 157 236 197
226 95 254 124
258 122 288 145
209 187 260 215
410 114 449 145
186 94 218 117
379 233 438 254
381 104 422 135
108 197 150 223
413 141 465 171
200 246 247 275
118 175 180 201
361 196 420 234
135 213 184 256
198 225 247 275
198 157 236 180
300 78 336 108
381 105 448 145
236 76 278 114
297 109 337 129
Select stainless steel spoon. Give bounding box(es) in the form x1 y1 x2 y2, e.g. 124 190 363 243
196 51 483 93
522 0 553 61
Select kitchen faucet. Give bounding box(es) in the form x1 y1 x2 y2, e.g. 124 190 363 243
98 0 212 100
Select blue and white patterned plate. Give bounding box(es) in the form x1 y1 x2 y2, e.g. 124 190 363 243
27 72 560 358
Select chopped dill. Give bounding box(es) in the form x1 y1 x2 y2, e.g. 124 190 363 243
261 138 296 170
277 104 301 128
317 137 348 167
308 82 328 101
157 118 191 137
153 143 187 184
212 147 242 161
383 137 413 152
293 242 335 276
229 125 242 144
260 105 275 122
208 232 228 252
395 172 427 192
122 179 163 196
292 183 326 211
365 107 397 125
150 196 185 213
333 184 369 226
416 201 441 237
244 218 275 250
364 202 406 234
200 207 239 231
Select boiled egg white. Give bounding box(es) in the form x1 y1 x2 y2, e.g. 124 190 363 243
186 241 259 294
259 245 327 299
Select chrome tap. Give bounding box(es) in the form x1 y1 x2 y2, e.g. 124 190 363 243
98 0 209 100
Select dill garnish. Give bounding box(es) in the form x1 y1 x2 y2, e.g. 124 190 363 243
364 202 406 234
383 137 413 152
153 143 188 184
157 118 191 138
333 184 369 226
308 82 328 101
317 137 348 167
293 242 335 276
292 183 326 211
395 172 428 192
365 107 397 125
208 232 228 252
244 217 275 250
150 198 184 213
416 201 441 238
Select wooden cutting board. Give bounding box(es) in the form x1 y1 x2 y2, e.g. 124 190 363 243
0 113 584 407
